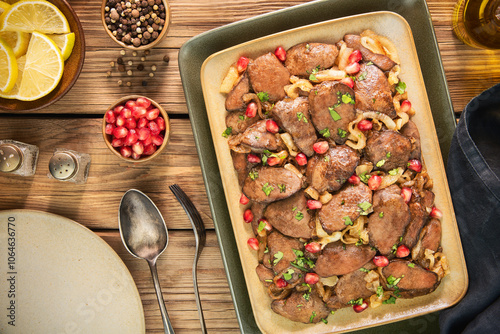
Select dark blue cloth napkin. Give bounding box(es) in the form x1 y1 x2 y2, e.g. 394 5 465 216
440 83 500 333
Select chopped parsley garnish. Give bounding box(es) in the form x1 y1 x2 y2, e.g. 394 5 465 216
321 318 328 324
264 247 269 253
319 128 331 138
273 251 284 265
338 128 347 138
239 115 246 121
283 268 294 280
265 279 273 282
396 81 407 94
355 239 363 246
372 98 376 103
297 112 308 123
388 168 399 176
359 267 370 273
366 61 374 66
359 172 370 184
257 220 266 232
376 286 384 297
309 66 320 81
379 212 384 218
292 206 298 211
357 71 368 81
383 296 397 304
348 298 364 306
222 127 232 138
323 155 330 162
291 249 315 271
309 311 317 323
328 107 342 121
306 43 311 50
376 159 386 168
386 275 404 288
341 93 355 104
278 184 286 193
391 244 398 254
295 211 304 221
386 152 392 158
408 263 416 268
303 292 310 301
262 182 274 196
341 200 345 205
357 201 372 215
249 170 259 180
257 91 270 102
343 216 353 226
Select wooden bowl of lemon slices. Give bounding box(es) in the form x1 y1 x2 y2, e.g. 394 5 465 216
0 0 85 112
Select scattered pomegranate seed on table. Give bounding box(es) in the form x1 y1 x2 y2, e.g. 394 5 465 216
373 255 389 267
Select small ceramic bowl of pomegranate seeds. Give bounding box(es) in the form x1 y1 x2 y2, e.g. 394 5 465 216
102 95 170 162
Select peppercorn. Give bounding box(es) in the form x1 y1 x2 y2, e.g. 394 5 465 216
144 50 150 55
151 31 158 39
163 55 170 63
137 64 144 71
118 64 126 72
143 31 151 40
106 71 112 78
126 81 132 87
142 80 148 86
147 0 154 5
110 8 119 21
132 9 139 18
132 38 141 47
117 57 124 65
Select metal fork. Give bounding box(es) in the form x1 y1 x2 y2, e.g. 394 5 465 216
169 184 207 334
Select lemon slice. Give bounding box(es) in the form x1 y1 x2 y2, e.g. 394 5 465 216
0 37 17 93
0 54 23 98
17 31 63 101
0 1 11 29
0 30 29 57
47 32 74 60
1 0 70 34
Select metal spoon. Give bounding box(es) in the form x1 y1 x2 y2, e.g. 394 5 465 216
119 189 175 334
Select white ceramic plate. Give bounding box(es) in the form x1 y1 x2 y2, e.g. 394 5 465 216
200 11 467 334
0 210 145 333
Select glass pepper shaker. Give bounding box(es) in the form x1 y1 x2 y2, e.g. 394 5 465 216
48 148 91 184
0 139 39 176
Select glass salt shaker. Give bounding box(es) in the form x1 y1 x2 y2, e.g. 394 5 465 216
48 148 91 184
0 139 39 176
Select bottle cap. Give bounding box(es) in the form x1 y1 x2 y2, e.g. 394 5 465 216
0 144 23 173
49 151 78 180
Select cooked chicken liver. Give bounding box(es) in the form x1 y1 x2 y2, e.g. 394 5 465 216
309 81 357 144
230 120 283 153
225 73 250 111
250 201 267 236
247 52 290 102
414 218 442 269
333 262 377 307
273 97 317 157
231 151 253 186
225 110 260 135
318 182 372 233
367 185 410 255
400 120 422 160
364 130 412 172
354 63 396 118
306 145 360 193
382 260 439 298
272 289 330 324
265 191 314 239
267 231 304 274
402 190 434 248
256 264 275 287
285 42 339 77
243 167 302 203
314 241 376 277
343 34 396 71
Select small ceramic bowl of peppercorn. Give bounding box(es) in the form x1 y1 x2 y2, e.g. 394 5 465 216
101 0 171 50
102 95 170 162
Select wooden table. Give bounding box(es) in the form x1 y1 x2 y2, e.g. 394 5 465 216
0 0 499 333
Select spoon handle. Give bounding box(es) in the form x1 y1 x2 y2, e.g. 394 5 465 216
148 260 175 334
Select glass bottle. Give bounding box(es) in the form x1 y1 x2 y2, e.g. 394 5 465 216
0 139 39 176
452 0 500 49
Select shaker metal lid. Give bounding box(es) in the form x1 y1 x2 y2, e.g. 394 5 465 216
49 151 78 180
0 143 23 173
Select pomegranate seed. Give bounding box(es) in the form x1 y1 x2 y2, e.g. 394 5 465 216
120 146 132 158
113 126 128 139
353 301 369 313
247 237 259 251
142 135 153 146
245 102 258 118
430 206 443 219
295 153 308 166
136 97 151 108
407 159 422 172
105 123 115 135
113 105 124 114
305 242 321 253
275 278 288 288
111 138 124 147
304 273 320 285
259 219 273 232
401 187 412 204
348 49 362 63
357 119 373 131
307 200 322 210
345 62 361 75
132 141 144 155
115 115 126 127
105 110 116 123
247 153 261 163
132 106 147 119
373 255 389 267
125 100 136 110
266 119 279 133
313 141 329 154
143 144 156 155
274 46 287 62
243 209 254 223
137 127 151 141
131 152 141 160
396 245 410 258
149 121 161 135
237 56 249 73
368 175 382 190
151 134 164 146
348 174 360 185
146 108 160 120
267 157 281 166
125 117 137 129
156 117 166 130
123 131 139 146
137 117 148 128
120 108 132 119
400 100 412 113
341 77 354 89
239 193 250 205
